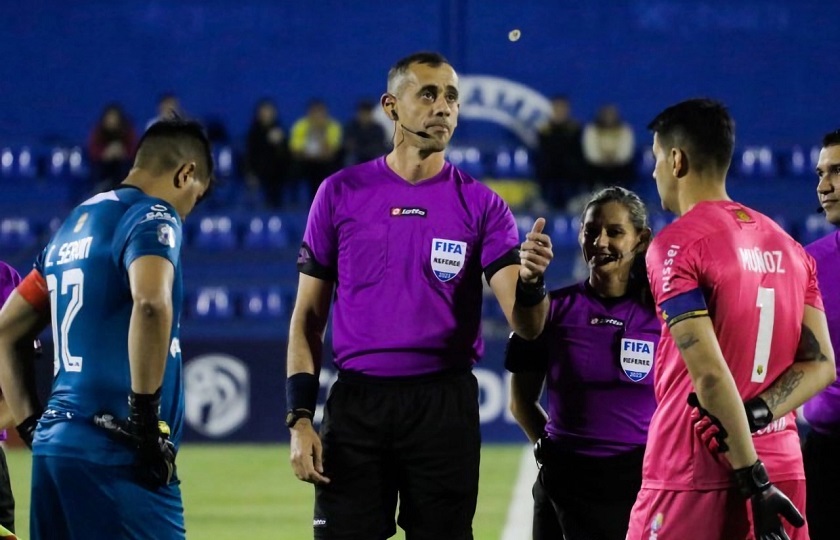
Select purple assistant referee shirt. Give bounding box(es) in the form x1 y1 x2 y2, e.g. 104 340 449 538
804 231 840 435
0 261 22 442
299 157 520 377
543 282 660 457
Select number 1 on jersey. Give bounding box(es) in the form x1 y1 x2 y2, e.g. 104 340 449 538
751 286 775 383
46 269 85 374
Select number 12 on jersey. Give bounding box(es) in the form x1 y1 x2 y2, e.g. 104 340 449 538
46 269 85 374
751 286 775 383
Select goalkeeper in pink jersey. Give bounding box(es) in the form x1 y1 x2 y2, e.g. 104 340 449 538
626 99 836 540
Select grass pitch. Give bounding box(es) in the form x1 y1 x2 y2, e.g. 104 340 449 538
6 443 525 539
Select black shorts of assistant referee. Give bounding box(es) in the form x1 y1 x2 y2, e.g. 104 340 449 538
0 446 15 533
803 429 840 540
535 439 644 540
314 368 480 540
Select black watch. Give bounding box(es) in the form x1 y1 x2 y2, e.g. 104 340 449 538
285 408 314 428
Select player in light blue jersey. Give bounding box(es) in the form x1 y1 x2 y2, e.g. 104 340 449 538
0 119 213 540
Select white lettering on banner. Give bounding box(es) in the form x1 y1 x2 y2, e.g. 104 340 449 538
184 354 249 437
316 368 518 426
459 76 553 147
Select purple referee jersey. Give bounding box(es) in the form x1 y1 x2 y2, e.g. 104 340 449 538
543 282 659 456
0 261 22 442
299 157 520 376
804 231 840 435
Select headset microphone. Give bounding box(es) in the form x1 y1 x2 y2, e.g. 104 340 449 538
817 206 825 214
391 109 431 139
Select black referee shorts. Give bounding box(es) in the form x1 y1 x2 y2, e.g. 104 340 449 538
314 369 480 540
803 429 840 540
536 440 644 540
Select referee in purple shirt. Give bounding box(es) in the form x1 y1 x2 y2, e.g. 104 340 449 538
284 51 554 540
802 129 840 540
508 187 659 540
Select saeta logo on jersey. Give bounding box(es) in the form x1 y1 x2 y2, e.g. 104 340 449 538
390 207 427 217
184 354 250 437
431 238 467 282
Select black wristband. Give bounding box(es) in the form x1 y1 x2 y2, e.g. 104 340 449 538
515 276 546 308
129 388 162 429
286 372 319 413
744 397 773 433
733 459 770 498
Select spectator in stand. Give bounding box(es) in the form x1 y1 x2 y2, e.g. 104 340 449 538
87 103 138 191
290 99 342 198
146 93 183 130
343 100 388 165
536 96 586 210
245 98 292 209
582 104 636 188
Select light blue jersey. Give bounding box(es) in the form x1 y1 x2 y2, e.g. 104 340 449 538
32 185 185 465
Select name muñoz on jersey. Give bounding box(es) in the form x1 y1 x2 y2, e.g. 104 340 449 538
32 186 185 465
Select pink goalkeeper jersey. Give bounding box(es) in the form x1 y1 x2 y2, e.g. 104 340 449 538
644 200 823 490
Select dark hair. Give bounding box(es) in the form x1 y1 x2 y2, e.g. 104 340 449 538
581 186 653 305
647 98 735 174
387 51 450 94
822 129 840 148
135 118 215 190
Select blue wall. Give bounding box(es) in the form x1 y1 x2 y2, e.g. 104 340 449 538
1 0 837 147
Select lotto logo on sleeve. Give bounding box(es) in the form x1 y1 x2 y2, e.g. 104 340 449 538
620 338 654 382
431 238 467 282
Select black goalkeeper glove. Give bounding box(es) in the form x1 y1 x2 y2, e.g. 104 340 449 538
734 460 804 540
94 389 176 488
15 413 40 450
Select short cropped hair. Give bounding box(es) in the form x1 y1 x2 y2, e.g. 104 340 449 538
647 98 735 174
822 129 840 148
387 51 450 95
135 118 214 188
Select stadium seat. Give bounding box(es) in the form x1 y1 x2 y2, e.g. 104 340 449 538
243 215 290 249
191 286 234 319
0 147 37 180
193 215 238 250
47 146 88 181
736 146 777 178
637 148 655 178
241 287 290 319
799 213 835 246
0 218 37 249
447 146 483 178
550 214 579 248
786 145 820 177
213 145 235 179
515 214 538 241
492 147 533 179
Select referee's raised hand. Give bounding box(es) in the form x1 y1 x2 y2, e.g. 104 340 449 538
290 419 330 485
519 217 553 283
